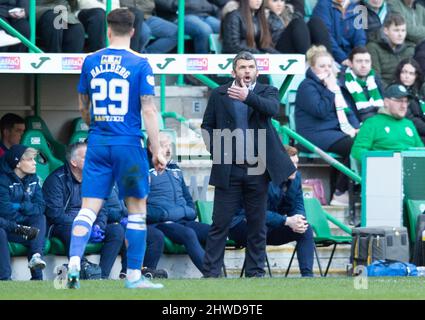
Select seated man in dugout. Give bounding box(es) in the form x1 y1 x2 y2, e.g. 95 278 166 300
0 145 47 280
146 132 210 275
42 142 124 279
228 145 315 277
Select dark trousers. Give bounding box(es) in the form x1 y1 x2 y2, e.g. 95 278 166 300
37 10 85 53
0 214 46 280
52 222 124 278
0 17 30 52
155 220 210 273
307 16 332 54
120 224 165 271
327 135 354 193
275 17 331 54
0 217 17 232
229 220 314 277
203 165 270 277
77 8 106 52
128 7 144 52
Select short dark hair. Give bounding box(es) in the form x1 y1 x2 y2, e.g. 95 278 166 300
107 8 135 36
383 13 405 28
232 51 257 71
66 141 87 162
0 113 24 137
348 46 370 61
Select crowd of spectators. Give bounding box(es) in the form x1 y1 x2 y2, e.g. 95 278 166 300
2 0 425 278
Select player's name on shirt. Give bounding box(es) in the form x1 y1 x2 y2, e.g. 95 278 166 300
94 115 125 122
90 63 130 79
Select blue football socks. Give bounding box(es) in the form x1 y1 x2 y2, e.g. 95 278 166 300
69 208 97 268
126 214 147 276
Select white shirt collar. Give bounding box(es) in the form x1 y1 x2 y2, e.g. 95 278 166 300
232 80 256 91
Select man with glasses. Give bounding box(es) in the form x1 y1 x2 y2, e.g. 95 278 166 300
351 84 424 161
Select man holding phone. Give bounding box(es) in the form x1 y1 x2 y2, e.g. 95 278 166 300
0 0 29 52
201 51 296 278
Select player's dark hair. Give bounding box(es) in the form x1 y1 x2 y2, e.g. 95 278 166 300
0 113 24 138
107 8 135 36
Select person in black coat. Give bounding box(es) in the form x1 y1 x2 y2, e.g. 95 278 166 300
393 58 425 144
43 142 124 279
266 0 331 54
0 0 30 52
201 51 296 277
220 0 277 54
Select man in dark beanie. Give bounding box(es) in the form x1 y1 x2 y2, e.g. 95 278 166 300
0 144 47 281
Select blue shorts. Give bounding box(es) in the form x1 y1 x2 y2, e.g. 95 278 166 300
82 145 150 200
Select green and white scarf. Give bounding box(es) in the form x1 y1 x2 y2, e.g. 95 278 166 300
344 68 384 111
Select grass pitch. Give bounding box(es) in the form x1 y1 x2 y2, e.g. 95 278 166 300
1 277 425 300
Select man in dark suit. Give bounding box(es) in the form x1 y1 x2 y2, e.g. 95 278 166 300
201 51 296 277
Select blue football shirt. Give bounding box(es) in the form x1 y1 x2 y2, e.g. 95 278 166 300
78 48 155 146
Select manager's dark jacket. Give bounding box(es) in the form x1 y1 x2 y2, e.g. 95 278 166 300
201 81 296 189
201 80 296 277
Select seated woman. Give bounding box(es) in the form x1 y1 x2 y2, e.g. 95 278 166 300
221 0 277 54
146 133 210 275
0 145 46 280
266 0 331 54
295 45 359 206
393 58 425 145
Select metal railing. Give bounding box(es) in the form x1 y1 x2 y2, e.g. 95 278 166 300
280 125 362 184
0 0 361 187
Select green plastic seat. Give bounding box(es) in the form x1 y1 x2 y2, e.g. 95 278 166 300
21 130 64 185
49 237 103 255
209 33 222 54
71 117 89 133
195 200 240 247
69 131 88 144
286 197 352 277
406 199 425 243
8 239 51 257
25 116 66 161
163 236 187 254
69 118 89 144
196 200 213 225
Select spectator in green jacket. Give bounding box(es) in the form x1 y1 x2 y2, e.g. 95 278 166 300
367 13 415 87
351 84 424 162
